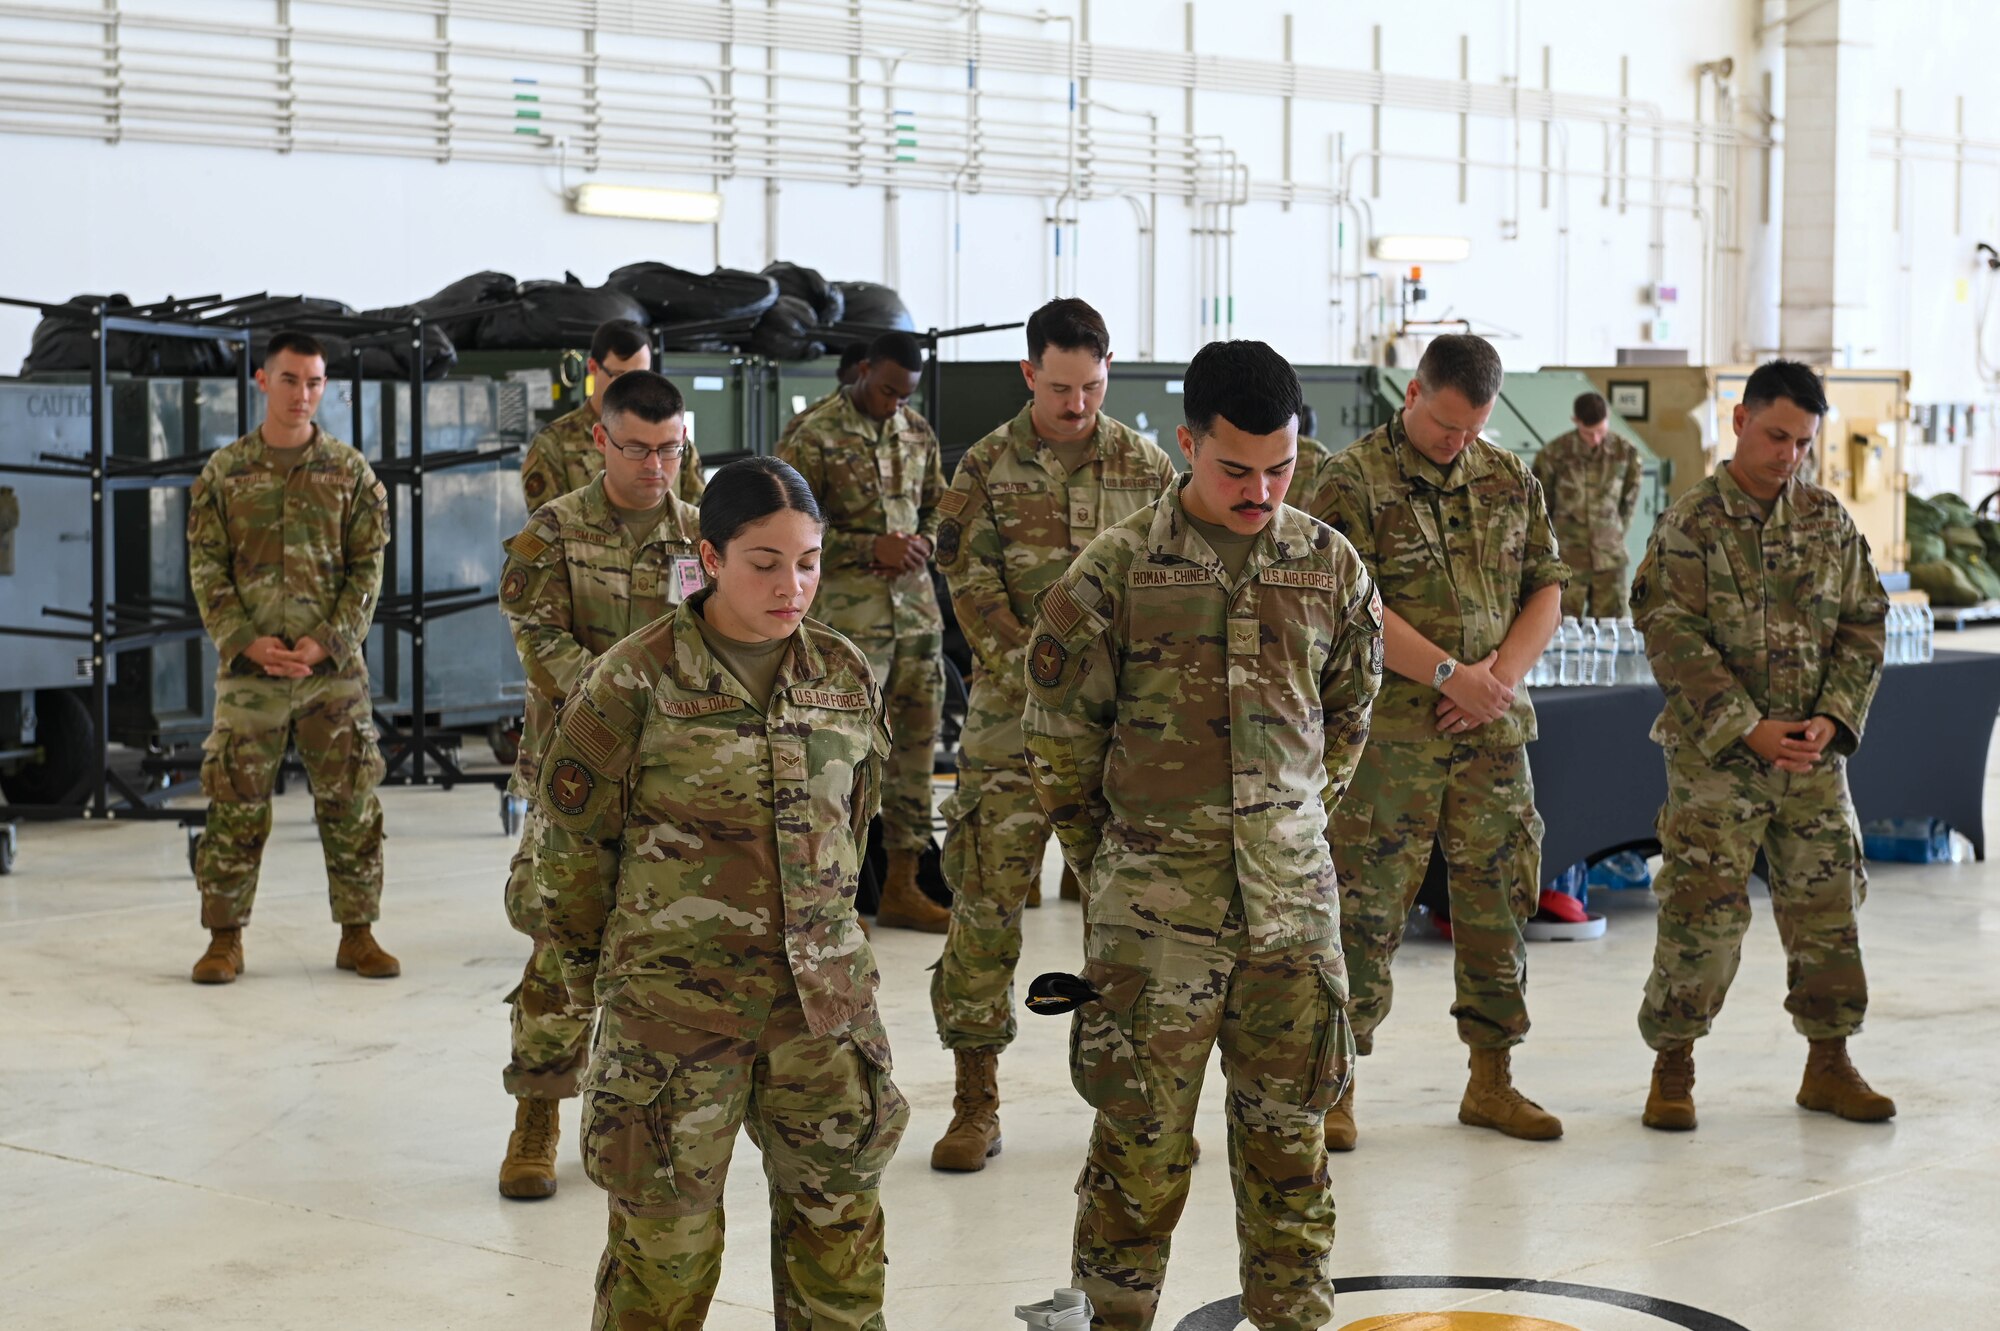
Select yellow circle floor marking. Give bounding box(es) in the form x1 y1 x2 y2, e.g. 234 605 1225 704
1340 1316 1581 1331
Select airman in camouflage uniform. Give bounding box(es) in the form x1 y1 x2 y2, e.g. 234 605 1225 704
1631 359 1894 1131
930 317 1177 1170
535 567 905 1329
1533 392 1644 618
185 334 395 984
519 320 705 512
1025 340 1381 1331
778 333 951 931
1311 335 1569 1148
495 457 703 1198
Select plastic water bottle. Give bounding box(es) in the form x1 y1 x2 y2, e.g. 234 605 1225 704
1592 617 1619 685
1917 601 1935 662
1556 616 1583 685
1616 616 1643 683
1886 603 1908 666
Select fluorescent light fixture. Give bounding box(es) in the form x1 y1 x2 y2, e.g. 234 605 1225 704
571 183 722 224
1371 234 1472 263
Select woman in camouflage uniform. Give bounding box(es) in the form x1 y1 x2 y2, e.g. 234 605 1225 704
534 457 908 1329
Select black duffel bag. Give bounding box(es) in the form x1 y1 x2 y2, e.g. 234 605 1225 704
608 262 778 325
350 306 459 380
473 278 649 351
416 271 518 351
21 294 239 377
746 296 826 361
832 280 915 332
762 262 844 325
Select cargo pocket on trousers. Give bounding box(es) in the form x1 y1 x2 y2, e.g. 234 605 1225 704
199 729 265 803
1068 959 1153 1120
938 782 979 895
846 1015 910 1166
1301 964 1356 1112
580 1057 679 1215
1514 807 1547 921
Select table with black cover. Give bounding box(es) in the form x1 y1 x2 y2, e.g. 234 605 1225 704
1524 648 2000 870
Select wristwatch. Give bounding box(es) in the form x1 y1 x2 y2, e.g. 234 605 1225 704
1432 657 1459 690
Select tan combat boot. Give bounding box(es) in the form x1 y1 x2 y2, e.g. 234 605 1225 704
1643 1044 1698 1131
931 1049 1003 1171
1059 865 1082 902
336 924 402 978
1458 1047 1564 1140
1025 878 1042 908
1324 1073 1357 1152
499 1097 561 1199
1797 1038 1896 1122
875 850 950 932
191 927 244 985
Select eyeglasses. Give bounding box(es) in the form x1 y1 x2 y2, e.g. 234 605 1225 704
601 429 686 463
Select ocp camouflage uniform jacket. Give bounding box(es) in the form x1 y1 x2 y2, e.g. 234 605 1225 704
498 474 704 794
186 425 388 681
1533 428 1644 569
1632 464 1887 759
935 404 1176 761
777 389 947 644
1311 415 1569 747
1022 478 1383 952
519 401 706 512
534 591 892 1041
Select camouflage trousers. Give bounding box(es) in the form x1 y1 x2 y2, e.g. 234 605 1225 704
583 999 909 1331
1559 562 1631 619
501 806 590 1098
1639 745 1869 1049
195 672 385 929
930 760 1050 1051
1330 738 1542 1053
1071 916 1351 1331
857 632 943 853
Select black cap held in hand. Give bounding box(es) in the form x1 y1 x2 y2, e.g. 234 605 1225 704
1025 972 1101 1015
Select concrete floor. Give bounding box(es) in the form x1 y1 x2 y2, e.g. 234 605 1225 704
3 753 1997 1330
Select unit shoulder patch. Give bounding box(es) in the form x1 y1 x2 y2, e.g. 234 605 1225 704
1029 633 1069 688
524 471 549 501
500 568 530 606
546 758 595 817
935 518 963 568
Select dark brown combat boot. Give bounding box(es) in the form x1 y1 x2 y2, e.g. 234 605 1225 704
1459 1047 1564 1140
336 924 402 978
191 928 244 985
931 1049 1002 1171
1797 1038 1896 1122
1643 1043 1698 1131
498 1097 561 1199
874 849 950 933
1059 865 1082 901
1324 1072 1357 1152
